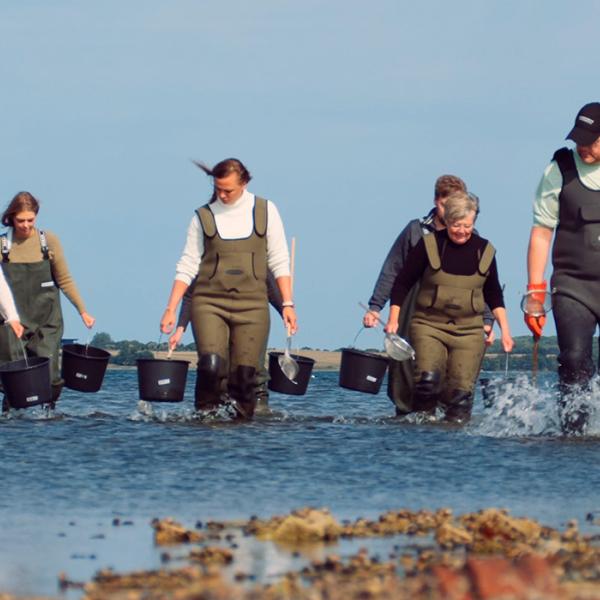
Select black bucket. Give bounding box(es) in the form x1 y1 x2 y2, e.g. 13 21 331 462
61 344 111 393
338 348 388 394
268 352 315 395
136 358 190 402
0 356 52 408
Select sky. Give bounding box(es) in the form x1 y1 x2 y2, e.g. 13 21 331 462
1 1 598 350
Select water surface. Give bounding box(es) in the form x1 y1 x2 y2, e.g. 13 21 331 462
1 369 599 597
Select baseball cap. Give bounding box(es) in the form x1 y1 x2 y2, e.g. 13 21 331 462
566 102 600 146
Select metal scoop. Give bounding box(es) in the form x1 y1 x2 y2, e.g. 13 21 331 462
359 302 415 362
383 332 415 361
278 326 299 382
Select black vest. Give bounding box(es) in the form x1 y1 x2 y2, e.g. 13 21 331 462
551 147 600 312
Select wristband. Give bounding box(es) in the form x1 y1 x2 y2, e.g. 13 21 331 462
282 301 295 308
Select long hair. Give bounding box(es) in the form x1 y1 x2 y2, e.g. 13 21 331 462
192 158 252 203
2 191 40 228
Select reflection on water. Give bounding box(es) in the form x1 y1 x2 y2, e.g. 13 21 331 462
1 369 600 597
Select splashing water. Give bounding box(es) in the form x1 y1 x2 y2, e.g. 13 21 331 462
474 373 600 438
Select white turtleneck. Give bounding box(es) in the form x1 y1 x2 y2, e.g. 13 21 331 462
0 269 19 322
175 189 290 285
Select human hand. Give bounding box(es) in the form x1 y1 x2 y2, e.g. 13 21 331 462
384 320 398 334
8 320 24 339
484 324 495 346
501 332 514 353
160 308 176 334
523 282 547 339
169 326 184 351
282 306 297 335
363 309 380 328
81 312 96 329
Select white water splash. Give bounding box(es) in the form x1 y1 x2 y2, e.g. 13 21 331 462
474 374 600 438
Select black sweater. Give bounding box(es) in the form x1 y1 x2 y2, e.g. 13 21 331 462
390 230 504 310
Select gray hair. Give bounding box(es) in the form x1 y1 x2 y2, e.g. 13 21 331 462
444 190 479 224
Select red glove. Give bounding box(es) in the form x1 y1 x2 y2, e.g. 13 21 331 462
523 281 547 339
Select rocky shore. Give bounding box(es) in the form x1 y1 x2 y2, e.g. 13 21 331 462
30 506 600 599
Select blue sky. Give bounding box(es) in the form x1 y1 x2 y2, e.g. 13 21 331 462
1 1 598 349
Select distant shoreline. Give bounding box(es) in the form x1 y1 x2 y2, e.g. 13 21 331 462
146 349 345 371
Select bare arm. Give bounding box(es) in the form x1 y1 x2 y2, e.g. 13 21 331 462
160 280 189 334
384 305 401 334
275 275 297 334
527 226 553 284
492 306 514 353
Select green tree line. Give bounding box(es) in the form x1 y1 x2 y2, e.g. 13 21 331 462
90 332 597 370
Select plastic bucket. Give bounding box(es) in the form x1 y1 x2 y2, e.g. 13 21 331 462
338 348 388 394
136 358 190 402
268 352 315 395
0 356 52 408
61 344 111 393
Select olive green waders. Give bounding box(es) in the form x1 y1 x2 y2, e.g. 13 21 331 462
0 232 64 407
192 198 270 418
387 281 419 415
410 235 495 421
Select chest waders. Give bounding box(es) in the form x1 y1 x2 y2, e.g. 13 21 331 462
191 198 270 418
410 234 495 421
0 232 64 406
549 148 600 434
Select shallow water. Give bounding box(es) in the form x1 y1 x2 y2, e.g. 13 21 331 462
1 369 599 597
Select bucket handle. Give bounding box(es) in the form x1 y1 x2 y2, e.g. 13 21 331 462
5 322 30 367
349 326 372 349
157 332 173 360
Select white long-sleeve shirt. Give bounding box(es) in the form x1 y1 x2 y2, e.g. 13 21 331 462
0 268 19 322
175 189 290 285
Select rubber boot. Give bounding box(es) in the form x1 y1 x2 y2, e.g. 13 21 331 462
48 382 63 410
228 365 257 420
255 381 270 414
194 353 224 411
558 393 589 436
413 371 441 414
443 389 473 423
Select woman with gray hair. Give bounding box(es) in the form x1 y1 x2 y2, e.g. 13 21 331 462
385 190 513 422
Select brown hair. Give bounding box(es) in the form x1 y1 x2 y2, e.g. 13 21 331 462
434 174 466 200
2 191 40 227
193 158 252 203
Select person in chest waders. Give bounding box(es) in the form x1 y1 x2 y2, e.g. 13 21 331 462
526 102 600 434
168 270 283 413
0 192 96 409
385 191 514 422
160 158 297 419
363 175 495 416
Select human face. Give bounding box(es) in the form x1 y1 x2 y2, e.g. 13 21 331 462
214 172 246 204
13 210 37 239
577 137 600 164
446 211 475 245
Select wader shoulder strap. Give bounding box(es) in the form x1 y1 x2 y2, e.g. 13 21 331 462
552 147 576 187
253 197 268 237
39 230 50 260
422 232 441 270
478 242 496 275
195 204 217 239
1 235 9 263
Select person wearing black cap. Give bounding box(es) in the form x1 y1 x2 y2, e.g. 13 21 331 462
526 102 600 434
